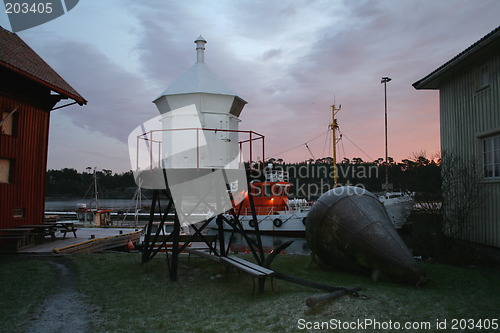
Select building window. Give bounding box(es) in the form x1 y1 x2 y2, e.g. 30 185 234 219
483 134 500 179
0 159 12 183
0 111 13 135
478 65 490 89
13 208 25 218
1 111 15 135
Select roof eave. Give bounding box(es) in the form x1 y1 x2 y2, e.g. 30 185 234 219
413 25 500 90
0 61 87 106
153 91 247 105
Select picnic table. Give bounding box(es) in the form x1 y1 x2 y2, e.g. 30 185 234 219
18 224 57 241
18 222 78 241
46 221 78 239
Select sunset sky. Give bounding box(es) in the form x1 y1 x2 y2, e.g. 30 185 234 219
2 0 499 173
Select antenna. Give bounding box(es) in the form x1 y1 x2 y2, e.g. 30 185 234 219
335 104 341 116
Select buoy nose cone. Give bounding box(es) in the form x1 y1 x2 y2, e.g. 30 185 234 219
306 186 424 284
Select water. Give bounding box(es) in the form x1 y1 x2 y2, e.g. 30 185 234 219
45 198 137 212
45 198 311 255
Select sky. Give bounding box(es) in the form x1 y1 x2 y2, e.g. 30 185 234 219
1 0 500 173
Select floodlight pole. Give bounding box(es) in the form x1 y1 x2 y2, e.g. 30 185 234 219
381 76 391 192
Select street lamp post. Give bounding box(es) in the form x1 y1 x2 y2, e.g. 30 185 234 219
381 76 391 192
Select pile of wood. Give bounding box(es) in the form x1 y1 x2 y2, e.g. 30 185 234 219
53 231 141 254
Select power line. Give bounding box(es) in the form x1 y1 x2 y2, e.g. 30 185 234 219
340 134 347 161
266 129 329 160
340 131 375 161
322 128 331 158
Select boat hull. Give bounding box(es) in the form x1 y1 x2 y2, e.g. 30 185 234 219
210 212 308 236
379 192 414 229
305 186 425 284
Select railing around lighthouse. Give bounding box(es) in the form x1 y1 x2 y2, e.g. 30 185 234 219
135 128 265 172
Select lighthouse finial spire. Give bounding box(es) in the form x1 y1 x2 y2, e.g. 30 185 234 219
195 35 207 63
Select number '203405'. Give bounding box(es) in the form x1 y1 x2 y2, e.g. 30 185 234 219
5 2 53 14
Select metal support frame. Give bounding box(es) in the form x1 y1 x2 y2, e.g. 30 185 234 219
140 174 357 295
138 130 355 294
140 169 267 282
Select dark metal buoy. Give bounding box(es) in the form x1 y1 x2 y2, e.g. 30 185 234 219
305 186 426 285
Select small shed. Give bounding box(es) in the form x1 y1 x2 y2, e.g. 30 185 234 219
0 26 86 233
413 26 500 248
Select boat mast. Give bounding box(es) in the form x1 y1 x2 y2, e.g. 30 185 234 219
93 167 99 210
330 104 341 185
381 77 391 192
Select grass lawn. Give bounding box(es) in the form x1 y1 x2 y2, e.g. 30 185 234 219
69 252 500 333
0 257 55 332
1 252 498 332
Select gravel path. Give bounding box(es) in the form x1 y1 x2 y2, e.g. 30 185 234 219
25 256 95 333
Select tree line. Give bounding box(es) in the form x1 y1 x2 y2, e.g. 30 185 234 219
45 168 136 198
260 154 441 200
46 154 441 200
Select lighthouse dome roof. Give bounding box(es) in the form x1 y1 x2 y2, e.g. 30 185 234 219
154 62 240 100
153 36 246 104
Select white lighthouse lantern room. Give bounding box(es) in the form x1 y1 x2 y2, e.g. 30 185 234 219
153 36 247 169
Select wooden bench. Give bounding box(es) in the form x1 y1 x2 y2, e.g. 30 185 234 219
221 255 274 276
144 234 217 253
184 248 221 261
221 255 275 293
0 228 35 251
185 249 274 293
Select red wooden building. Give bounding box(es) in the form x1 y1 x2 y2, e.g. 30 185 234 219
0 27 86 234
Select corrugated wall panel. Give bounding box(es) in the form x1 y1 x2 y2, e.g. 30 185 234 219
0 96 50 229
440 51 500 247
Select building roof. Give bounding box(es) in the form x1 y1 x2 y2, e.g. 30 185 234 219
413 25 500 90
0 26 86 105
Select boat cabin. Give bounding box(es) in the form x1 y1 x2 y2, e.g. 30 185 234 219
237 170 292 215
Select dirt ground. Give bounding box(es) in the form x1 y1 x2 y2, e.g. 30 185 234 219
23 256 97 333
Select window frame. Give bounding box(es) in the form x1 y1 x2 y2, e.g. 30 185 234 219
13 208 25 218
482 134 500 180
0 109 18 137
476 64 490 91
0 158 13 184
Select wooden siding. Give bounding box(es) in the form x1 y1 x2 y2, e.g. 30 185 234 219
439 51 500 247
0 96 50 228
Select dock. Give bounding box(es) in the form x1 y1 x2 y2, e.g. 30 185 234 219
17 227 141 254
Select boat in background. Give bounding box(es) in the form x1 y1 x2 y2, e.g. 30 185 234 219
330 103 414 229
378 191 414 229
211 169 310 236
75 167 113 226
75 204 113 226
